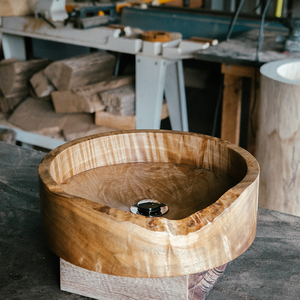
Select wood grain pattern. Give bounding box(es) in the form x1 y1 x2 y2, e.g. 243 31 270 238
44 52 115 91
39 130 259 278
99 84 135 116
257 60 300 216
51 76 134 114
60 258 230 300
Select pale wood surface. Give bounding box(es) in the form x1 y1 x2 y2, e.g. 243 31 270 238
256 60 300 216
8 97 116 141
0 58 50 98
30 70 55 98
95 102 169 130
44 52 116 91
60 258 230 300
99 84 135 116
39 131 259 278
51 76 134 114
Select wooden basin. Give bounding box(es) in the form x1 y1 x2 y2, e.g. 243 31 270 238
39 130 259 279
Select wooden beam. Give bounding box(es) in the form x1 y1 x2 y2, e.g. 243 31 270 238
221 73 242 144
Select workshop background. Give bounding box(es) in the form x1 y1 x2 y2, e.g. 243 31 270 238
2 1 300 300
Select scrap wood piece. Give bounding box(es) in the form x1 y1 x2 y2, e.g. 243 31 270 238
0 128 16 145
8 97 115 141
95 103 169 130
99 84 135 116
51 75 134 114
30 70 55 98
63 115 116 141
44 52 116 91
0 92 25 113
0 58 50 98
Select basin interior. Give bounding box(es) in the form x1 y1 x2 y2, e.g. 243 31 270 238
49 132 247 221
60 162 238 220
277 61 300 82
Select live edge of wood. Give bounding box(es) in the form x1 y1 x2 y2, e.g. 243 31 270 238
39 130 259 279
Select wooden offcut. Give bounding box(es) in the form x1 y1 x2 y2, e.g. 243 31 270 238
8 97 115 141
30 70 55 98
44 52 116 91
39 131 259 279
99 84 135 116
51 76 134 113
60 258 230 300
0 128 16 145
0 92 25 113
95 103 169 130
0 58 50 98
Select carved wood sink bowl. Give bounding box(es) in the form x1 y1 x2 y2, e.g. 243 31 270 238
39 130 259 299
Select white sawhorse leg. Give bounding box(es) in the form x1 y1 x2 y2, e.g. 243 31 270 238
2 33 26 60
135 55 188 131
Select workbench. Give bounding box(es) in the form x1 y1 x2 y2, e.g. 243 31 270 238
195 29 300 147
0 16 189 148
1 141 300 299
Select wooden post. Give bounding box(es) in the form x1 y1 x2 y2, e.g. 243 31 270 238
221 64 257 147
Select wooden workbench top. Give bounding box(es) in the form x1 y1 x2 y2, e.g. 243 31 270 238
1 141 300 299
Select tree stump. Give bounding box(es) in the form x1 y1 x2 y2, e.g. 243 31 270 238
257 59 300 216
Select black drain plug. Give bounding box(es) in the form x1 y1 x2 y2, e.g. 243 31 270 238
130 199 168 217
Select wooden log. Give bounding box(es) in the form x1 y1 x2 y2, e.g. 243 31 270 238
99 84 135 116
0 58 50 98
0 129 16 145
39 130 259 279
256 59 300 216
44 52 116 91
30 70 55 98
8 97 115 141
0 92 25 113
95 102 169 130
51 76 134 113
60 258 230 300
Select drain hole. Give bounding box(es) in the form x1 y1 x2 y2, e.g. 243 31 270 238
130 199 168 217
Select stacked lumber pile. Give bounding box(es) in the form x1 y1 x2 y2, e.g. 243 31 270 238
0 51 169 144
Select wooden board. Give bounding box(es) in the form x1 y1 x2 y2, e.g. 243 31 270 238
44 52 116 91
39 131 259 278
60 258 229 300
51 76 134 113
95 102 168 130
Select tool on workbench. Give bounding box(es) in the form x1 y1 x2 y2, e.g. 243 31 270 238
35 0 68 28
70 4 119 29
280 18 300 53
